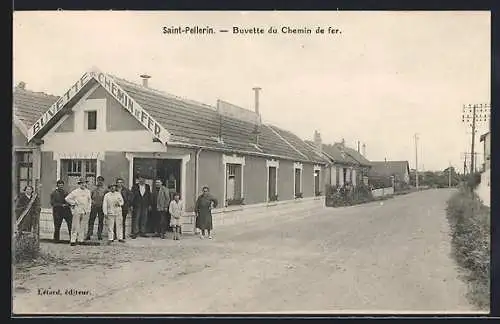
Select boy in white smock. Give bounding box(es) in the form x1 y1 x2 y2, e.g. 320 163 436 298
102 183 125 244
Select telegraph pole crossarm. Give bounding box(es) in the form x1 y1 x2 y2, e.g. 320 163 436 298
462 103 490 176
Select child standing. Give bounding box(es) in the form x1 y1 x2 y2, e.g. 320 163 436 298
169 193 183 240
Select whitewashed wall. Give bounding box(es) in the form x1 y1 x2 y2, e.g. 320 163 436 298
475 169 490 207
371 187 394 198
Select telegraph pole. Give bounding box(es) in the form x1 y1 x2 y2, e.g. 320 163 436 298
448 162 452 188
414 133 419 190
463 154 467 175
462 103 490 175
470 104 477 175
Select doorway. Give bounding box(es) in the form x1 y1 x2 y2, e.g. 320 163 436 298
132 158 182 233
314 169 320 195
268 166 277 201
133 158 181 195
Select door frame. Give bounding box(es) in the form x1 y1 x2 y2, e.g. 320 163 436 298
125 152 190 205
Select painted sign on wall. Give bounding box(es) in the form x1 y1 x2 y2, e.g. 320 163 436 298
94 72 170 144
26 69 171 145
28 72 94 141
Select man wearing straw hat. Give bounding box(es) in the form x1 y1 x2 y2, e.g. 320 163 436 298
65 177 92 246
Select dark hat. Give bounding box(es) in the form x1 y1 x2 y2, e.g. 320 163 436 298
77 177 88 184
56 179 65 185
97 176 104 181
108 183 117 189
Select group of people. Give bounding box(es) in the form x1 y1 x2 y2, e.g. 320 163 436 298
50 175 184 246
14 174 221 245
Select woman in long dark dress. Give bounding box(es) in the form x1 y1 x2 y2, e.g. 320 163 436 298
195 186 218 239
15 185 41 233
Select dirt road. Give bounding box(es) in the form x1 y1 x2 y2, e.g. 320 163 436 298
13 189 477 314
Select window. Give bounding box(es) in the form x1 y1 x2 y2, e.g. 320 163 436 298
62 159 97 188
16 151 33 194
85 111 97 130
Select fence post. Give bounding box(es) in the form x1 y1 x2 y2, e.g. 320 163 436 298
35 179 41 253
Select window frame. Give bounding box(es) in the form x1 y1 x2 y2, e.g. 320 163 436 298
16 151 33 194
62 159 98 188
85 110 98 131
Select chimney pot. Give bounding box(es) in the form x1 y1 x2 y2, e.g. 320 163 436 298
140 74 151 88
313 130 322 151
18 81 26 89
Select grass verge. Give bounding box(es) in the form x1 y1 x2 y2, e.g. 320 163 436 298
445 187 490 310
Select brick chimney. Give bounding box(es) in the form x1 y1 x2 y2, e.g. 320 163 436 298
140 74 151 88
17 81 26 89
252 87 262 145
252 87 262 118
313 130 322 151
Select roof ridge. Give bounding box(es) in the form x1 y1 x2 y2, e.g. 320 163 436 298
109 74 217 111
303 141 333 162
13 87 60 99
266 125 310 161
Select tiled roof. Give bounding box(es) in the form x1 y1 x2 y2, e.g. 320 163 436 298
304 140 370 166
13 86 59 130
340 145 372 167
114 77 312 162
268 126 329 164
369 161 410 178
318 143 358 165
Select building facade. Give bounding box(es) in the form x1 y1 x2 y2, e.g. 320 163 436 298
13 83 59 198
477 131 490 207
22 69 331 228
480 131 490 172
305 134 371 188
368 160 410 190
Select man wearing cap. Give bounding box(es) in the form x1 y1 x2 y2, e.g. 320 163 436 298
86 176 108 241
50 179 72 242
130 175 152 239
102 183 125 244
65 177 92 246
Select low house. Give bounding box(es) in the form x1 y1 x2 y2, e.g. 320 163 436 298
477 131 490 206
22 68 331 232
13 82 59 196
267 126 328 197
306 133 370 188
480 131 490 172
369 160 410 190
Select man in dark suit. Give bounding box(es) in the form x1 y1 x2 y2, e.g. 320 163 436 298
130 175 152 238
50 179 72 242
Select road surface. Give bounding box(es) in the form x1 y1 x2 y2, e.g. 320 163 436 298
13 189 477 314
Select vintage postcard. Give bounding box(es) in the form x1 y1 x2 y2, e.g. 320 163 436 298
12 10 490 315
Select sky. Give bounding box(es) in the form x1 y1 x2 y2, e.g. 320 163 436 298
13 11 490 171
